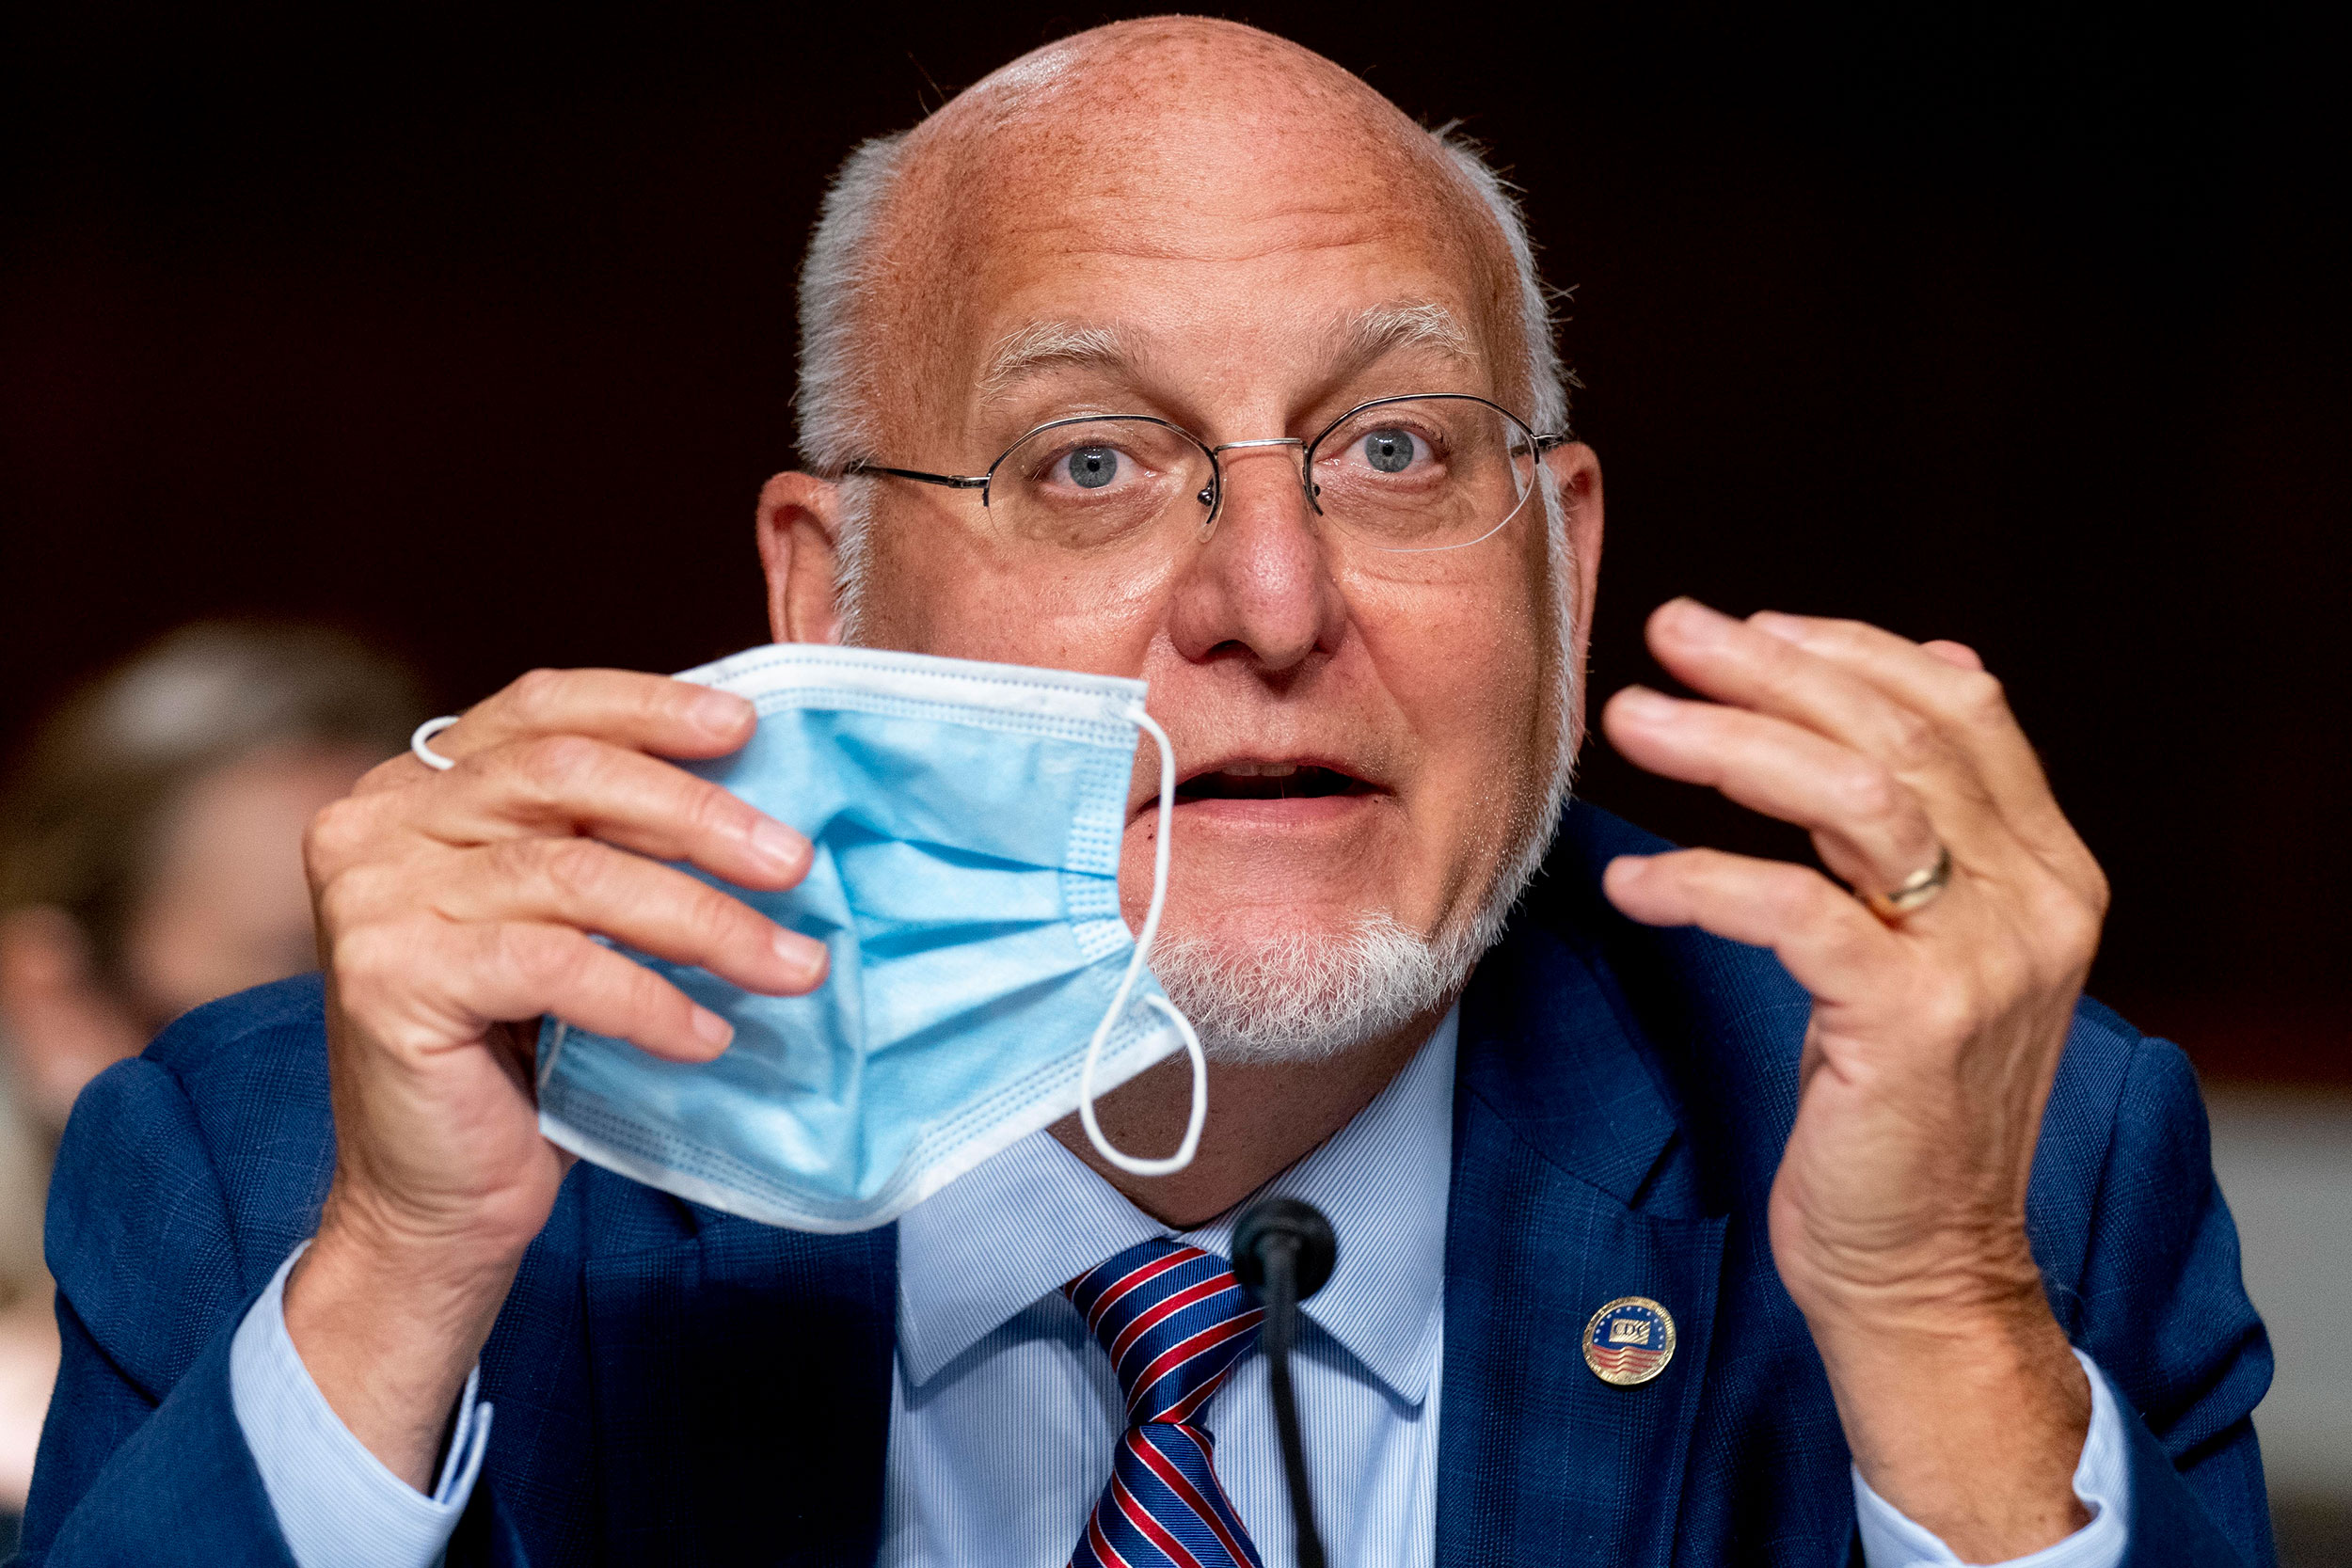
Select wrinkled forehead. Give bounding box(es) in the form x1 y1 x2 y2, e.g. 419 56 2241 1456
856 34 1525 444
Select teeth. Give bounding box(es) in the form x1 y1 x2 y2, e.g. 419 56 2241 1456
1221 761 1298 778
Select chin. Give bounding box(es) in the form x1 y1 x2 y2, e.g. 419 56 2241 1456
1145 903 1473 1067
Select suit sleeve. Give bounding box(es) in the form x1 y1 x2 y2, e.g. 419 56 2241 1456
2069 1033 2277 1568
13 1055 298 1565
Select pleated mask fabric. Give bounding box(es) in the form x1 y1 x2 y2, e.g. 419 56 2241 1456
533 642 1199 1233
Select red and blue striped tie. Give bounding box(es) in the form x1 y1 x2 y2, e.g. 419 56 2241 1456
1063 1238 1268 1568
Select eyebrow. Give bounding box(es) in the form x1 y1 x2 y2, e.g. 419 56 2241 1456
972 299 1482 410
977 321 1137 402
1340 301 1479 369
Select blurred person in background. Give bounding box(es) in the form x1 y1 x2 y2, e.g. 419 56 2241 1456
0 623 421 1539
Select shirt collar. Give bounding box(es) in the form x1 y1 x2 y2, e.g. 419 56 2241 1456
895 1006 1457 1408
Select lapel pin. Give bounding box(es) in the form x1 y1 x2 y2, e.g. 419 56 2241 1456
1582 1296 1676 1386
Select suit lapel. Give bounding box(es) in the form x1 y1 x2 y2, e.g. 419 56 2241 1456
1435 919 1729 1568
581 1174 897 1565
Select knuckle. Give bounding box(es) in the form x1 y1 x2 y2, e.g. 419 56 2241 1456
1753 637 1810 697
1820 906 1881 969
1881 705 1941 769
697 883 761 945
2085 864 2113 920
2038 890 2104 970
535 836 612 903
495 921 580 990
641 676 696 725
1814 617 1873 653
516 733 606 796
328 920 416 1010
1770 864 1834 922
678 777 748 842
315 860 395 933
302 797 363 874
1837 763 1904 824
505 667 571 727
1955 670 2011 728
624 961 683 1021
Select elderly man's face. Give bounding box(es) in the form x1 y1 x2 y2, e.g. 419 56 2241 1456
763 28 1603 1046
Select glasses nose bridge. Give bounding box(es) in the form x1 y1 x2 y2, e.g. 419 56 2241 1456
1202 436 1316 534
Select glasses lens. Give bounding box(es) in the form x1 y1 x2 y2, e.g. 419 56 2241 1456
992 418 1213 554
1310 398 1537 552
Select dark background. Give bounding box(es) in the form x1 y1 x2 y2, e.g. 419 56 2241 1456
3 2 2344 1081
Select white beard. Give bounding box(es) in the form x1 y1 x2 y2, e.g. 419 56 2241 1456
1149 913 1472 1066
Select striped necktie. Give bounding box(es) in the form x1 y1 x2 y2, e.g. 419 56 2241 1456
1063 1238 1268 1568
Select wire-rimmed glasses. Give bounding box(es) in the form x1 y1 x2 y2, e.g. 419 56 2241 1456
843 394 1568 560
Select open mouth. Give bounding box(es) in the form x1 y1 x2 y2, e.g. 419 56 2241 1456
1175 761 1377 803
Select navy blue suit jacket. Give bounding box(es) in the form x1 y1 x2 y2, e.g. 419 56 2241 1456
17 805 2274 1564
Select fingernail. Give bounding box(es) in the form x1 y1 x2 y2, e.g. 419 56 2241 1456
691 1006 734 1048
774 928 828 983
694 690 754 733
1613 686 1677 722
748 816 808 873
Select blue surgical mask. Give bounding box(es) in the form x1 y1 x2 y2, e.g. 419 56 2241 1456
532 643 1205 1232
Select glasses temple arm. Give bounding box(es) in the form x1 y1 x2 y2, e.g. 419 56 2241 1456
840 462 990 490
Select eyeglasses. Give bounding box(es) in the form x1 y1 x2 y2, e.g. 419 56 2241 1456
843 394 1568 561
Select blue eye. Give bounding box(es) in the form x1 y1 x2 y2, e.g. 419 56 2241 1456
1065 448 1120 488
1361 430 1417 473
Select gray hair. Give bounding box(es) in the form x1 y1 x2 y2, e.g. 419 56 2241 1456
794 131 914 477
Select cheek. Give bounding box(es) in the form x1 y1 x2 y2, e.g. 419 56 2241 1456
860 517 1169 673
1358 574 1553 813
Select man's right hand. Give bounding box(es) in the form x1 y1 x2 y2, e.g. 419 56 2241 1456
284 669 827 1489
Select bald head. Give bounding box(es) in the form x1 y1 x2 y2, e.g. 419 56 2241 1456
796 18 1558 472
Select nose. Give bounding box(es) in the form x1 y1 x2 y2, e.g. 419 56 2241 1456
1165 441 1347 674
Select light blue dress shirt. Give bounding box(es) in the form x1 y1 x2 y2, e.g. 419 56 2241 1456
231 1005 2130 1567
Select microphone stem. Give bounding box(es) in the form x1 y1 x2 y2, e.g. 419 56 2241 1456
1263 1236 1327 1568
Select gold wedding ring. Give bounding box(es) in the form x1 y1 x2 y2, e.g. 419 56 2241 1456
1862 844 1953 922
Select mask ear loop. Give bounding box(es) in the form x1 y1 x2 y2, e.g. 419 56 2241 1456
1076 703 1207 1177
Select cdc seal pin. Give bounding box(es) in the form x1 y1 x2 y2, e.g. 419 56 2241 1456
1581 1296 1676 1386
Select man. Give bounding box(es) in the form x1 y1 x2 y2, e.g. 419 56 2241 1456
20 18 2270 1567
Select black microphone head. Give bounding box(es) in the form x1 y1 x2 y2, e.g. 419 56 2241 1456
1232 1196 1337 1303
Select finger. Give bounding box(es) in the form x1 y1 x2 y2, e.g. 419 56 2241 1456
343 917 737 1063
1920 639 1984 672
427 669 757 767
1746 612 2098 896
428 736 811 893
1643 598 2011 852
1603 686 1942 895
1602 848 1905 1006
433 838 828 995
351 748 434 798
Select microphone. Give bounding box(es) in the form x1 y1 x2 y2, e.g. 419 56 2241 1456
1233 1197 1337 1568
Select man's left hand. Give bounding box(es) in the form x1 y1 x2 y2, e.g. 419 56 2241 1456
1601 596 2109 1561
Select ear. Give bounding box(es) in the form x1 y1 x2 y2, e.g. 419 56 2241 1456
1544 440 1606 736
756 472 850 644
0 906 147 1132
